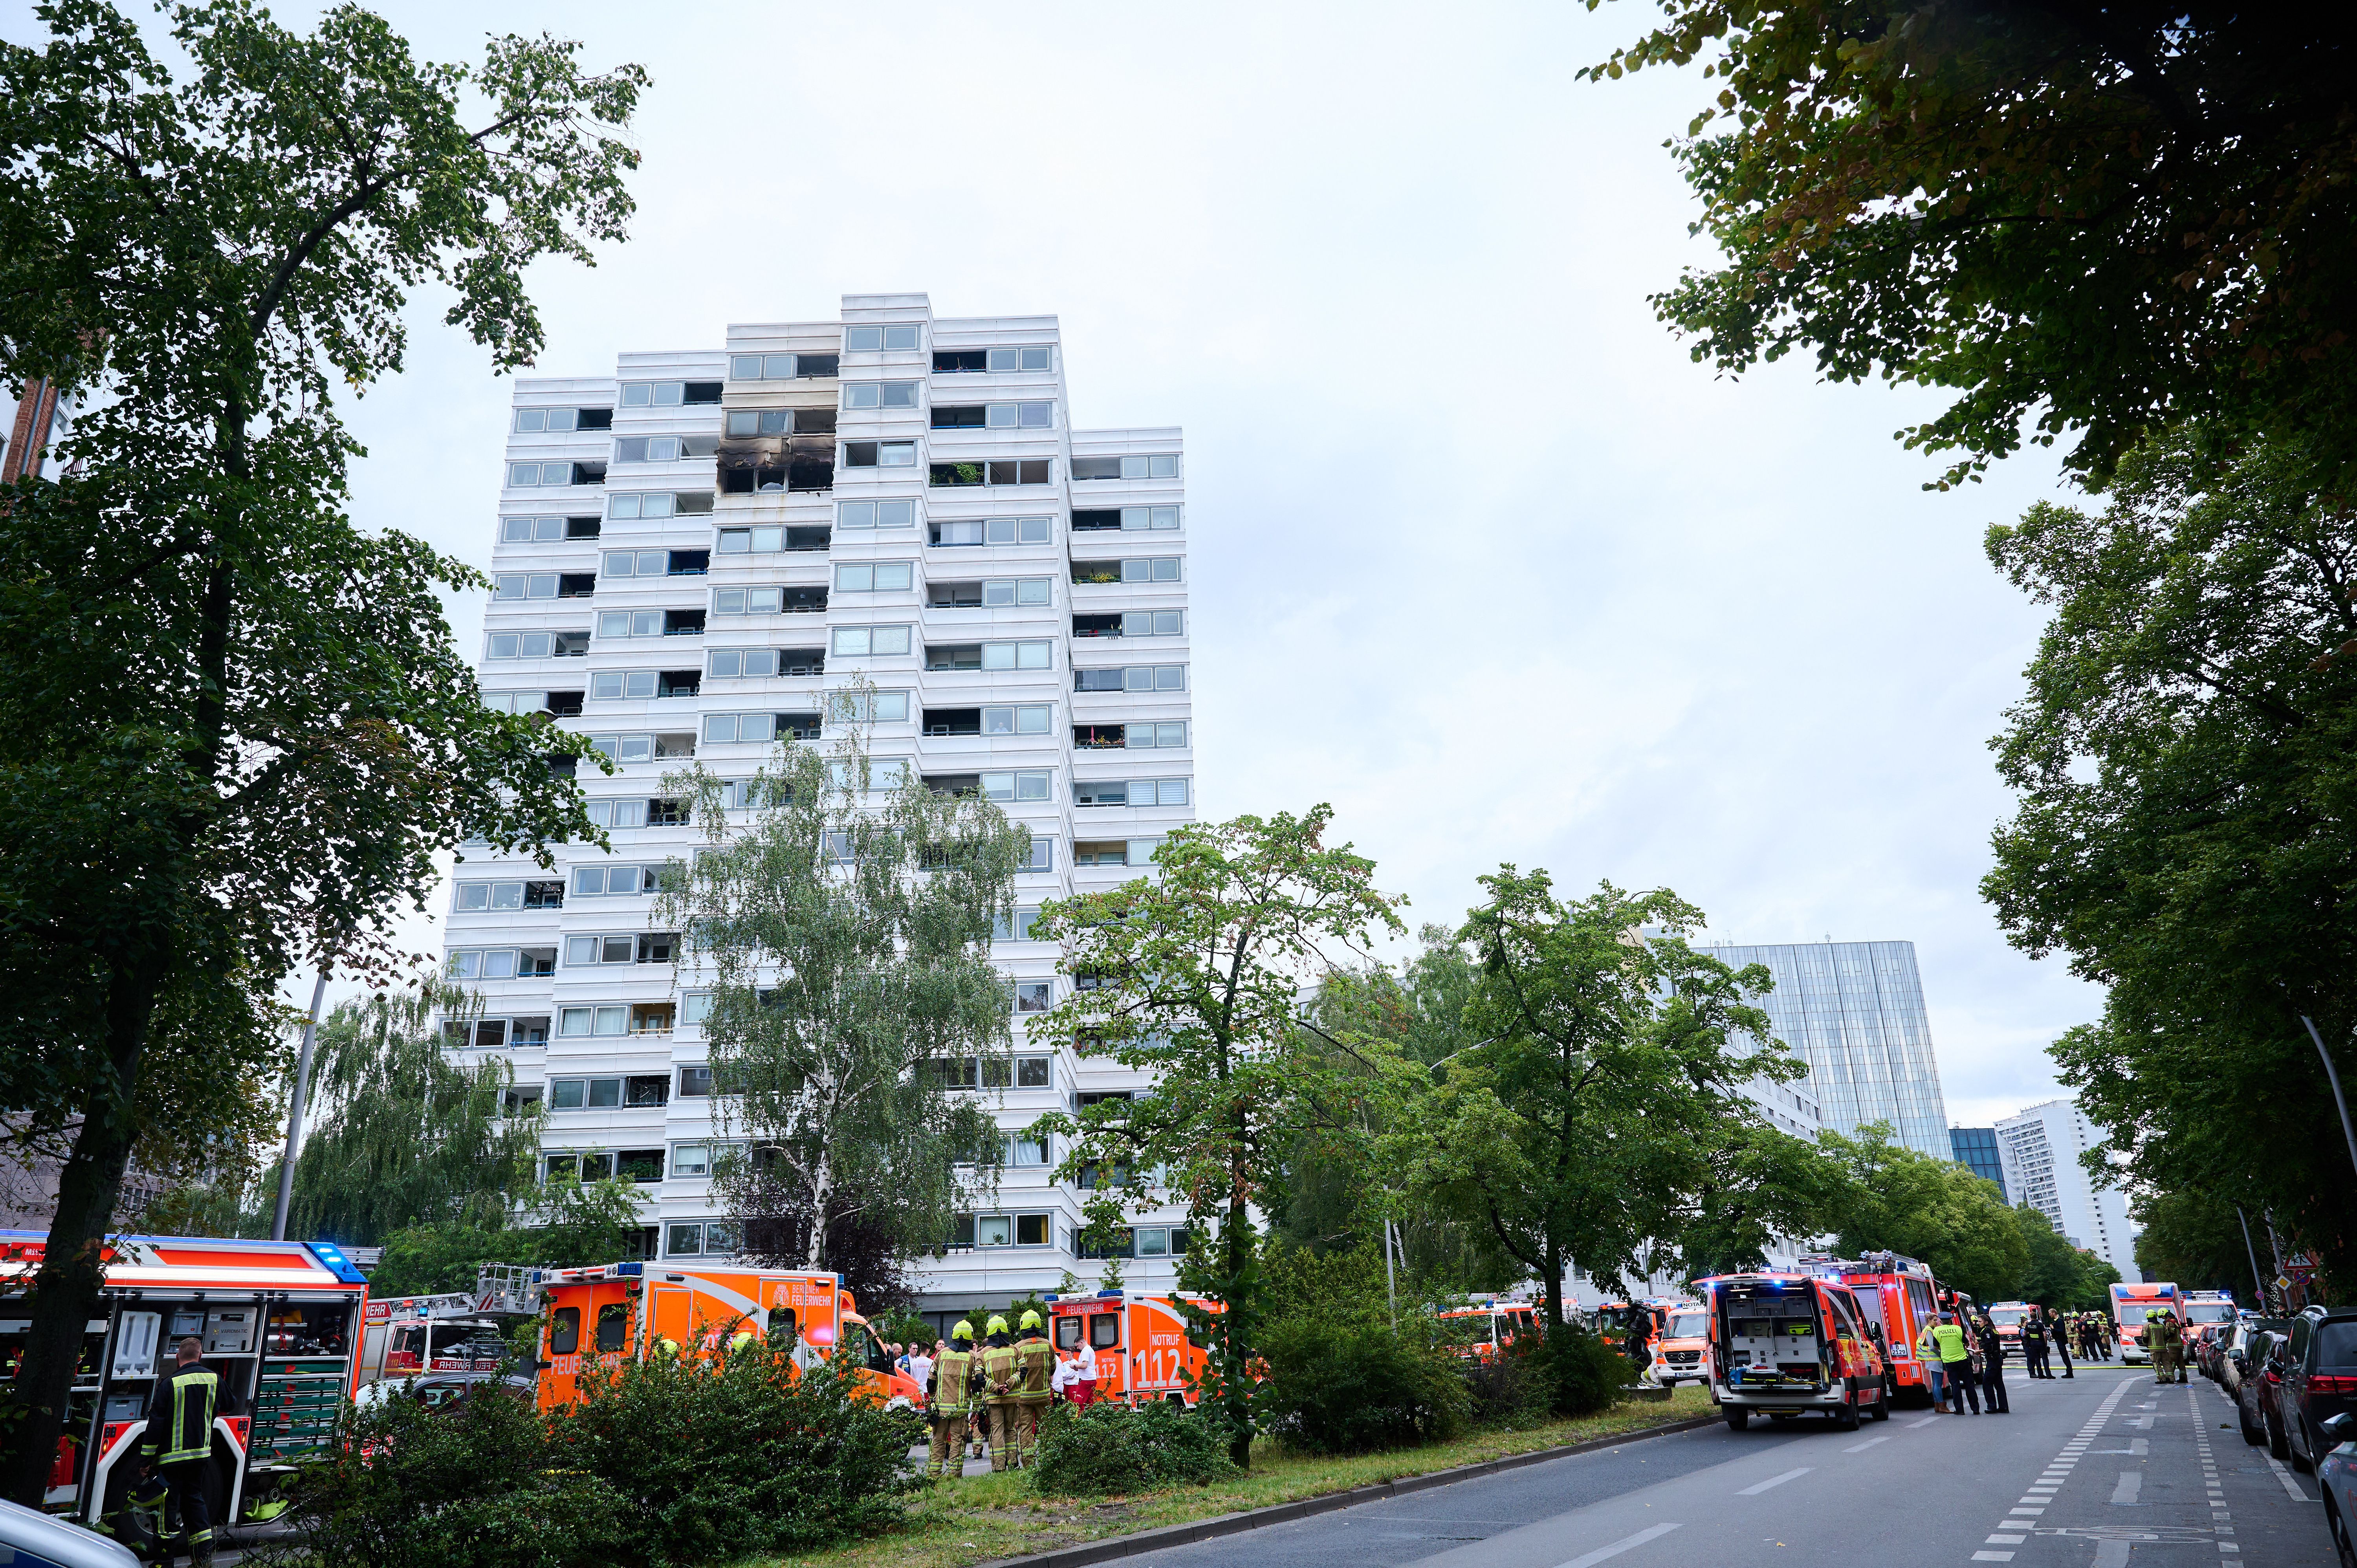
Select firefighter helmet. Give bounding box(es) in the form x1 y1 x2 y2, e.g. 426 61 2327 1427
1019 1310 1043 1330
986 1315 1009 1335
951 1321 975 1341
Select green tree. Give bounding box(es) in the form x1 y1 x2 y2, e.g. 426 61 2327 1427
278 984 545 1246
2012 1205 2117 1312
1391 872 1818 1335
367 1175 646 1297
1032 806 1411 1467
1983 429 2357 1290
659 706 1027 1275
1588 3 2357 486
0 0 645 1500
1818 1125 2027 1302
2131 1189 2266 1300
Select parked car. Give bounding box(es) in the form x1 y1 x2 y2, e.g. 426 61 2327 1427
2238 1324 2293 1448
355 1369 534 1414
2282 1307 2357 1475
2221 1315 2275 1401
2317 1410 2355 1568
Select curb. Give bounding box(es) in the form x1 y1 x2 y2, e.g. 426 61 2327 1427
970 1412 1722 1568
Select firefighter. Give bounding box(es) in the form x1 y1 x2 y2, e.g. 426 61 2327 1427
1013 1310 1054 1467
979 1315 1020 1471
925 1322 977 1483
2151 1309 2186 1383
139 1337 221 1568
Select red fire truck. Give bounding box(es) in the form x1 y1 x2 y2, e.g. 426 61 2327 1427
0 1232 370 1537
1800 1251 1946 1407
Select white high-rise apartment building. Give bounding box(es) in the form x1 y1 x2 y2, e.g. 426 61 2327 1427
446 293 1196 1319
1995 1098 2140 1282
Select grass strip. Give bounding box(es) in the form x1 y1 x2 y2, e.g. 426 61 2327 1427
748 1386 1716 1568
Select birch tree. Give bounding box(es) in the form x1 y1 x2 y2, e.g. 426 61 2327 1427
659 704 1027 1275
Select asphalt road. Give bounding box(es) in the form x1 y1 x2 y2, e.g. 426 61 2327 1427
1121 1365 2339 1568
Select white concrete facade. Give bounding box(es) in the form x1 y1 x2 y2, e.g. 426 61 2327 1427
1994 1098 2140 1282
445 293 1195 1312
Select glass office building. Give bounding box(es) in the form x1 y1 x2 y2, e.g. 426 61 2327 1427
1702 940 1953 1158
1949 1125 2009 1202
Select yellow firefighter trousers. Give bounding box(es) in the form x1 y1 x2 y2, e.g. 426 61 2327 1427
987 1401 1020 1470
1013 1401 1046 1466
926 1416 968 1480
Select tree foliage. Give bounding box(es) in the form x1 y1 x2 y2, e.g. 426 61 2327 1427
1983 429 2357 1291
1589 2 2357 487
1033 806 1409 1466
0 0 645 1501
1388 872 1818 1332
2131 1188 2267 1301
1818 1125 2027 1302
2013 1205 2121 1312
660 710 1025 1276
367 1176 646 1298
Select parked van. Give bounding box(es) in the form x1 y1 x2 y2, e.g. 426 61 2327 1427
1699 1271 1890 1431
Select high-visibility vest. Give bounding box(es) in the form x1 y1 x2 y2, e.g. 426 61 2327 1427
141 1368 218 1465
934 1347 975 1412
981 1342 1019 1400
1928 1323 1968 1363
1015 1336 1053 1404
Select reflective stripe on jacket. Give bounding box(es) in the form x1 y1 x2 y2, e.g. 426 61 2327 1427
1927 1323 1969 1364
141 1367 218 1464
980 1343 1019 1400
1015 1336 1053 1404
931 1347 975 1413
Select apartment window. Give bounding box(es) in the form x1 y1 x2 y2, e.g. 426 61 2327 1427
723 408 836 436
587 669 696 701
666 1220 742 1257
930 402 1052 430
833 562 913 592
1071 557 1184 586
547 1152 616 1181
1020 835 1055 872
446 948 526 980
717 525 831 555
843 324 921 352
1070 454 1180 481
1076 838 1164 867
1113 610 1184 637
452 879 564 912
930 576 1052 606
841 381 920 410
618 381 722 407
607 491 714 520
585 732 693 764
1076 779 1189 808
924 640 1051 672
499 514 601 542
680 991 713 1027
929 515 1054 548
595 609 703 639
1014 980 1051 1014
601 549 708 578
668 1140 743 1178
507 460 605 487
929 460 1050 487
823 758 910 794
728 353 836 380
1074 665 1187 693
512 407 613 433
1005 1133 1049 1167
705 712 787 745
842 440 917 468
493 573 557 599
825 689 911 724
1070 506 1180 531
965 1212 1052 1248
614 1149 665 1183
931 346 1052 374
612 434 718 463
488 627 594 655
991 908 1041 941
830 625 913 658
570 864 664 896
563 932 676 966
1074 721 1188 750
981 769 1050 802
836 499 917 530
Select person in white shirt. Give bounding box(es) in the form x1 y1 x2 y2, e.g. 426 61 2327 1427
907 1344 934 1390
1073 1337 1098 1408
1051 1352 1080 1401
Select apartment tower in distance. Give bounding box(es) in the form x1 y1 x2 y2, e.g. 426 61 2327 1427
1702 940 1953 1158
1996 1099 2139 1283
447 294 1195 1324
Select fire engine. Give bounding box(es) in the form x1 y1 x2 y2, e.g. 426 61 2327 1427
529 1261 923 1410
1435 1298 1541 1364
0 1232 369 1537
1798 1251 1946 1406
1699 1270 1890 1430
2111 1280 2181 1364
1048 1290 1216 1404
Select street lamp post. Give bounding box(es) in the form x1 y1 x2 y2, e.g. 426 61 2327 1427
2295 1012 2357 1183
270 968 330 1242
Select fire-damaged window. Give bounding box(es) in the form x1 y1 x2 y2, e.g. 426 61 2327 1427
718 406 836 493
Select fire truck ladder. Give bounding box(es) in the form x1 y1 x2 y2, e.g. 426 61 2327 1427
473 1263 544 1317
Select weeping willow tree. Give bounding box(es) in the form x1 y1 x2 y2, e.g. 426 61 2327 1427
281 982 545 1244
660 689 1029 1279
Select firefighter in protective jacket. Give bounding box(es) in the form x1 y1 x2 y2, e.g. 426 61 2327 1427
925 1322 977 1482
979 1315 1020 1471
1013 1310 1054 1467
139 1337 221 1568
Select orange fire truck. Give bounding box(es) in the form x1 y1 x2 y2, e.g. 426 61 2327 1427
531 1261 924 1410
1800 1251 1946 1406
0 1232 370 1536
1436 1298 1542 1364
1048 1290 1217 1404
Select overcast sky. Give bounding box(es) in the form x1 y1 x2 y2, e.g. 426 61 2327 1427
13 0 2105 1129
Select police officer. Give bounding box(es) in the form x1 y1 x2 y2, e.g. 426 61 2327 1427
2022 1309 2052 1379
925 1322 977 1483
2047 1307 2075 1378
1013 1310 1054 1467
979 1315 1020 1471
139 1337 223 1568
1973 1310 2011 1414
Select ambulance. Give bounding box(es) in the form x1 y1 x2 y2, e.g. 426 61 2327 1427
0 1232 370 1537
1647 1300 1712 1386
2111 1280 2181 1364
1983 1300 2034 1347
1801 1250 1945 1407
1435 1298 1541 1363
1699 1270 1890 1430
530 1260 924 1411
1047 1289 1216 1405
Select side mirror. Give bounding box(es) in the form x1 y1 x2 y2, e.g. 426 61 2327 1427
2323 1411 2353 1442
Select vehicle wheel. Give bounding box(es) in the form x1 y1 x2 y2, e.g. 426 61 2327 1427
1726 1408 1749 1431
2292 1424 2315 1474
2268 1411 2292 1462
1833 1397 1862 1431
2328 1499 2357 1568
2240 1402 2265 1447
1870 1388 1891 1422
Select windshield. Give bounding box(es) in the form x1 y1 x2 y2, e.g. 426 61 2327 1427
2186 1304 2235 1324
1437 1314 1495 1347
1988 1307 2031 1326
1666 1312 1706 1339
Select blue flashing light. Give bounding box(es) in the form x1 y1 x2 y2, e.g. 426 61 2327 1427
303 1241 370 1285
615 1262 644 1278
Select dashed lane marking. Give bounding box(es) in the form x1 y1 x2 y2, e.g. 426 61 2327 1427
1841 1435 1890 1454
1736 1467 1811 1496
1552 1522 1682 1568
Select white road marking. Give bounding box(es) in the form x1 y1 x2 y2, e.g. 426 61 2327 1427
1970 1555 2014 1563
1842 1436 1890 1454
2111 1471 2141 1504
1737 1467 1812 1496
1552 1522 1683 1568
1985 1535 2025 1545
1906 1416 1939 1429
2095 1539 2132 1568
2264 1456 2311 1502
